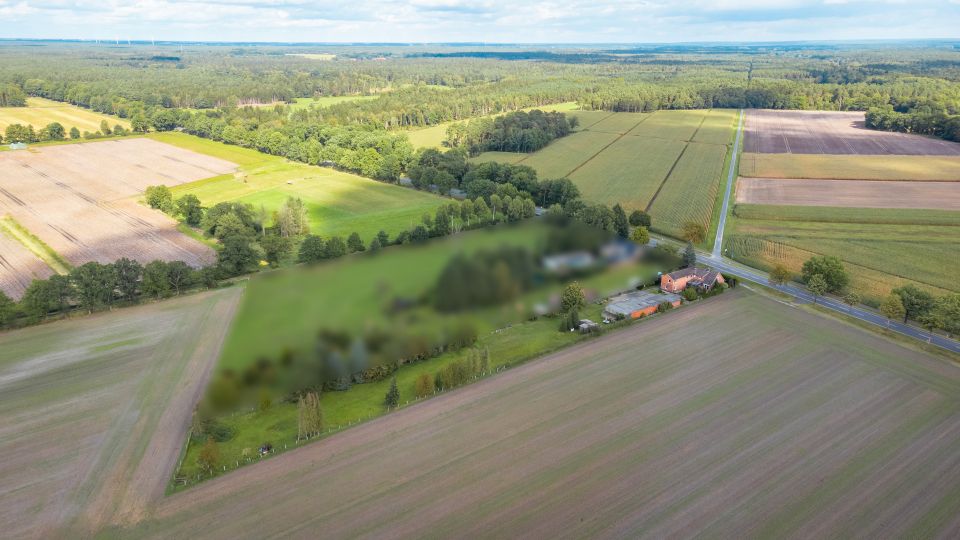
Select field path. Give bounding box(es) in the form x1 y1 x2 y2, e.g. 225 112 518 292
713 109 743 257
120 291 960 539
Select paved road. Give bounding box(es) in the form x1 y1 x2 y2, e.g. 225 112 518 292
690 108 959 355
712 109 744 258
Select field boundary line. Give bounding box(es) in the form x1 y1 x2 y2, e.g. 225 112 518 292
686 111 709 143
644 142 690 212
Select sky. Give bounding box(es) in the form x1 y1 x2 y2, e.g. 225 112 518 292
0 0 958 44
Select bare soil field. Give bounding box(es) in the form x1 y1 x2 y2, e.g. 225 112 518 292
0 138 234 270
120 292 960 539
0 230 53 298
743 109 960 155
0 287 242 539
736 177 960 210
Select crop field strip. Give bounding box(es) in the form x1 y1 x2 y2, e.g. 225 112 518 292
648 143 729 237
0 288 243 539
0 97 131 135
122 293 960 539
736 177 960 210
740 153 960 181
743 109 960 156
0 139 226 270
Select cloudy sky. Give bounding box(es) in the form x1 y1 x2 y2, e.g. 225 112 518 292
0 0 958 43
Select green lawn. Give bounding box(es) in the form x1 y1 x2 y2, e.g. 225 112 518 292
153 132 446 241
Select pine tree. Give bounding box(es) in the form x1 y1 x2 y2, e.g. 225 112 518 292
682 242 696 268
385 377 400 409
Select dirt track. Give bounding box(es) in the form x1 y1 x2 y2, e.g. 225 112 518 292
120 292 960 539
743 109 960 155
0 138 236 295
736 177 960 209
0 287 242 538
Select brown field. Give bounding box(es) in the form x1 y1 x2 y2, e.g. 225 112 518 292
743 109 960 155
0 138 234 273
0 288 242 538
0 231 53 298
117 292 960 539
736 177 960 210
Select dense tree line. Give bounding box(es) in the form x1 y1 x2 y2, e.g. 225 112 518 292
865 106 960 142
433 247 538 312
445 110 576 154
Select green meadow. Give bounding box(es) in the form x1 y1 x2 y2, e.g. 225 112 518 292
153 132 446 241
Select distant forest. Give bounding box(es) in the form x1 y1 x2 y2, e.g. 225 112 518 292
0 41 958 146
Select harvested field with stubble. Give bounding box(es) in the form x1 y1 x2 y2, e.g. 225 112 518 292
743 109 960 155
0 228 54 298
0 138 229 272
0 287 243 539
736 177 960 210
117 292 960 539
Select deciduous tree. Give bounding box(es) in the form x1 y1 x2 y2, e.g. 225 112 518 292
806 274 828 305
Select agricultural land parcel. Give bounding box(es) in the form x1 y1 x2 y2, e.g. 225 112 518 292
157 132 446 241
124 292 960 539
0 288 242 539
473 108 738 239
0 138 225 298
0 97 130 136
176 223 664 482
731 109 960 303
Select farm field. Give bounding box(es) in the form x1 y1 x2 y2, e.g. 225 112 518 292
648 142 729 237
122 292 960 539
740 153 960 181
155 132 447 240
743 109 960 155
727 205 959 302
0 223 54 299
471 109 735 239
736 177 960 210
0 287 243 539
0 138 223 278
569 136 686 209
0 97 130 136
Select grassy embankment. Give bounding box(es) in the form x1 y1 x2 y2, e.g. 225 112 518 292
152 132 447 241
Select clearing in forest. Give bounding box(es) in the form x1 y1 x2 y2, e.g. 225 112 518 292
122 292 960 539
0 97 130 136
0 288 243 539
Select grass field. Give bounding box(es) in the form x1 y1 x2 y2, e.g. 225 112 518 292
216 224 550 373
0 288 242 538
728 204 960 303
153 132 446 240
740 153 960 181
0 97 129 135
124 291 960 539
